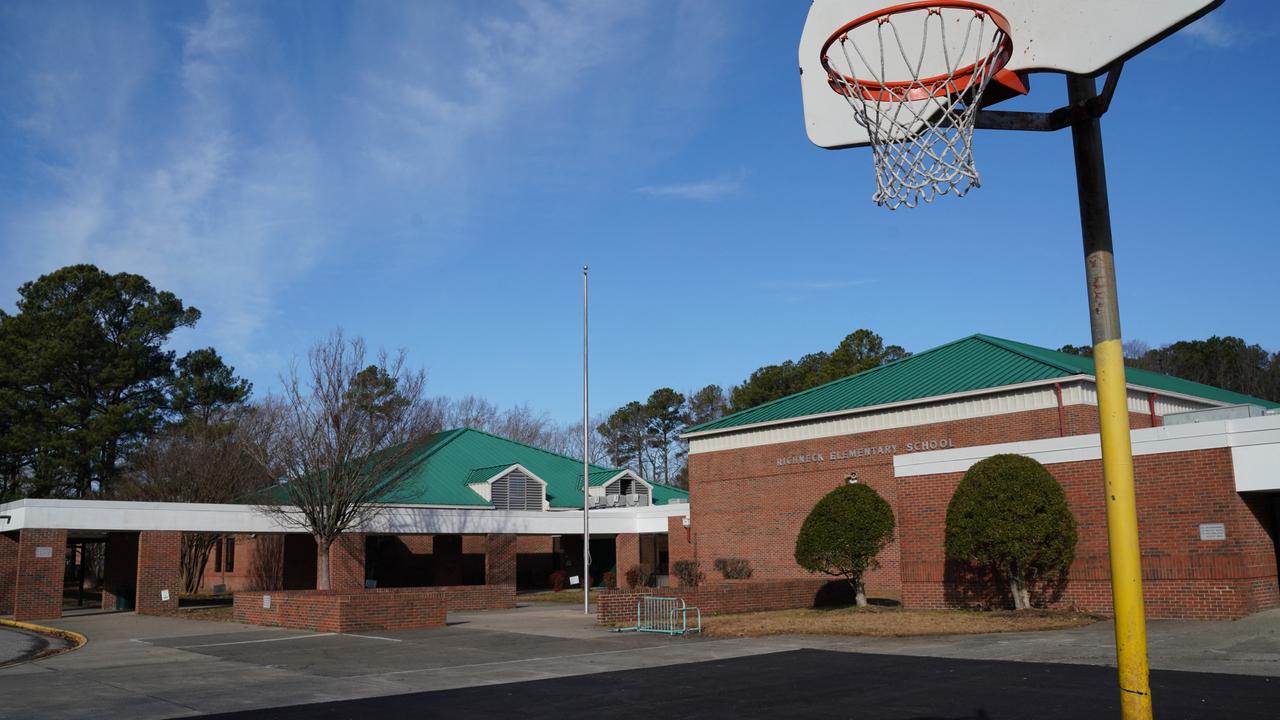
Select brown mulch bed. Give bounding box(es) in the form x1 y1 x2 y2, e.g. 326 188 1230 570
146 606 238 623
702 605 1102 638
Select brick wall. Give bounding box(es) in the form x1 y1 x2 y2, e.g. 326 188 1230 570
485 534 516 586
687 405 1156 597
616 534 640 579
135 531 182 613
233 588 447 632
898 448 1279 619
0 532 17 615
596 579 852 625
233 584 515 632
15 528 67 620
667 515 694 566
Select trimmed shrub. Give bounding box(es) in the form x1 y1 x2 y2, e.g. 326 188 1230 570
713 558 754 580
794 483 895 606
549 569 568 593
624 565 640 590
945 453 1078 610
672 560 704 587
603 571 617 589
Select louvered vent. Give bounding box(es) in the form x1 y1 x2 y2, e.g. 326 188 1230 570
491 470 544 510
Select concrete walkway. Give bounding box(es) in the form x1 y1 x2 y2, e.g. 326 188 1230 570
0 604 1277 719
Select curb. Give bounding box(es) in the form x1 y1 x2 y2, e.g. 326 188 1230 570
0 618 87 668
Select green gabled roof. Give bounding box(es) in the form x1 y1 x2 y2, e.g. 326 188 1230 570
385 428 688 508
686 334 1279 435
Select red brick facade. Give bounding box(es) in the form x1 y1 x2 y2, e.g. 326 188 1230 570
596 579 851 625
616 534 640 581
899 448 1279 619
328 534 366 592
14 528 67 620
135 531 182 614
0 532 17 615
687 405 1157 598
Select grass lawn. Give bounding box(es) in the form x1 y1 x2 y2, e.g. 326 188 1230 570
520 589 604 604
703 605 1101 638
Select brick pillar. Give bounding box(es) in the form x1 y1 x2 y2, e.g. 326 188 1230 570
484 534 517 587
328 533 366 591
668 514 695 565
135 531 181 614
432 534 462 586
0 532 17 615
616 533 641 582
102 532 139 611
15 529 67 620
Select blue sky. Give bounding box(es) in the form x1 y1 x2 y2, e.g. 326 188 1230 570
1 1 1276 424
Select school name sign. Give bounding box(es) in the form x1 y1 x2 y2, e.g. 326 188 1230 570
775 438 955 467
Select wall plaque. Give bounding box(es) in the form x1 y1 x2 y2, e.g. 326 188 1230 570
1199 523 1226 541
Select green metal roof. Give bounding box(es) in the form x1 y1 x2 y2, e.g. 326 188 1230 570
686 334 1279 434
381 428 688 508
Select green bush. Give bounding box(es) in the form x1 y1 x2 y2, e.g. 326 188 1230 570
672 560 704 587
713 558 754 580
944 453 1078 610
793 483 895 606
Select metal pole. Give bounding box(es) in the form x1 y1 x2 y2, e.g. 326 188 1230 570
1067 73 1152 720
582 264 591 615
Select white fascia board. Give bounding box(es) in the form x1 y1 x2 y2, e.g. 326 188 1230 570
681 375 1232 442
0 498 688 536
681 377 1093 441
894 413 1280 478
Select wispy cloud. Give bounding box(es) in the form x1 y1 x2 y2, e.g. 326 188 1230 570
636 172 744 201
1180 15 1238 48
0 1 329 367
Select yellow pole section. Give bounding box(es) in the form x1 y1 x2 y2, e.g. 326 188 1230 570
1093 338 1152 719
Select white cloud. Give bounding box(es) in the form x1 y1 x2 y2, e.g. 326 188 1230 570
1180 15 1237 48
636 172 744 201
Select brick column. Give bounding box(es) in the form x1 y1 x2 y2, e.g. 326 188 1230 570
328 533 366 591
432 534 462 586
668 515 695 565
0 532 17 615
135 531 181 614
102 532 139 611
484 534 517 587
15 529 67 620
616 533 641 581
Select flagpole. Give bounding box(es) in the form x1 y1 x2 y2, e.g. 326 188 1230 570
582 264 590 615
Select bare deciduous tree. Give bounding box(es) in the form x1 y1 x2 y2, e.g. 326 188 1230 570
254 330 429 590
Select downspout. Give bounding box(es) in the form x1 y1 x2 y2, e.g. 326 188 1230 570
1148 392 1159 428
1054 382 1067 436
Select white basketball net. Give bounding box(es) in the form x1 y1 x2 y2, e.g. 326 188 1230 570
824 6 1010 209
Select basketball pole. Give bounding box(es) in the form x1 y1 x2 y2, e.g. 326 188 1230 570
1067 73 1152 720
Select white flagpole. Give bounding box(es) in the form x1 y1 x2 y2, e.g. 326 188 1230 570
582 264 590 615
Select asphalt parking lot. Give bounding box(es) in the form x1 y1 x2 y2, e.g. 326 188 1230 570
195 649 1280 720
1 605 1278 719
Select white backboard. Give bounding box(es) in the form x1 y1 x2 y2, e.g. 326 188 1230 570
800 0 1224 149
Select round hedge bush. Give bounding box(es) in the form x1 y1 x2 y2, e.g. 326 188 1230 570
944 453 1077 609
794 482 895 605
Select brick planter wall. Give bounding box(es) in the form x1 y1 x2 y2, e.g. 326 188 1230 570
234 588 446 632
597 578 852 625
233 584 516 632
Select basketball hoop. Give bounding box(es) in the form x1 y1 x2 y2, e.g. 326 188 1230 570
820 1 1020 209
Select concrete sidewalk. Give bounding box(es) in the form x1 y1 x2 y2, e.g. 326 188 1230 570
0 604 1277 719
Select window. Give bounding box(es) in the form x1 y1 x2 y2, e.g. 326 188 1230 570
214 540 223 572
225 537 235 572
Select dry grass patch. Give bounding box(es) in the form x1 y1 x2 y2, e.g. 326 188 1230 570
520 589 603 604
148 606 237 623
703 605 1101 638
